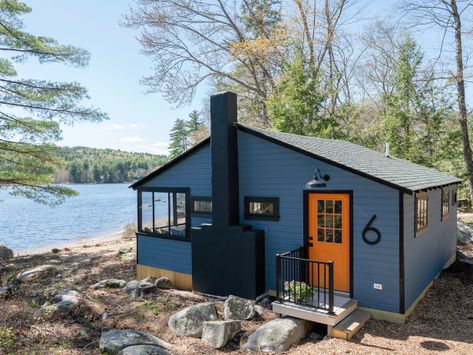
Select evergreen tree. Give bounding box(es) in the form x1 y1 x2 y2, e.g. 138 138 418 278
267 50 330 136
242 0 281 37
186 110 201 132
168 118 189 159
0 0 107 204
381 37 420 160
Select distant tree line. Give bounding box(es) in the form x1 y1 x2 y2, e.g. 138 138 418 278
54 146 168 184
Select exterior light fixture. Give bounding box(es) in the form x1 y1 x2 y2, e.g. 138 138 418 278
305 169 330 190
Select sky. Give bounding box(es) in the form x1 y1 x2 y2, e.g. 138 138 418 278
21 0 207 155
18 0 468 155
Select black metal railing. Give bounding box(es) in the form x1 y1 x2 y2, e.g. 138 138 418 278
275 247 334 313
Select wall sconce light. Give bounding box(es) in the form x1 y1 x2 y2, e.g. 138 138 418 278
305 169 330 190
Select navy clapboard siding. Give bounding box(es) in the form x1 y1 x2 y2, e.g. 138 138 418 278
403 187 457 309
137 143 211 273
137 234 192 274
238 131 400 312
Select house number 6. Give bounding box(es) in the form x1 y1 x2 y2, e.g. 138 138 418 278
362 215 381 245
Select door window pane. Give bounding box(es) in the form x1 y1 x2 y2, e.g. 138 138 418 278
317 214 325 227
317 200 324 213
317 228 324 241
326 200 333 213
326 229 333 242
334 215 342 228
334 200 342 213
326 214 333 228
334 230 342 243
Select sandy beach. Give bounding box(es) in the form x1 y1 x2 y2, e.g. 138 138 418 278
16 228 127 257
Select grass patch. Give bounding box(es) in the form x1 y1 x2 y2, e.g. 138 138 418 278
137 301 160 316
0 327 18 352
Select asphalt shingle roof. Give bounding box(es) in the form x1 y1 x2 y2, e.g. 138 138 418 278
236 124 461 192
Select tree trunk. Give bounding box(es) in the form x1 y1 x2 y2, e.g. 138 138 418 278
451 0 473 201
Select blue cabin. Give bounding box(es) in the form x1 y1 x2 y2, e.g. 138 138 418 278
130 92 460 324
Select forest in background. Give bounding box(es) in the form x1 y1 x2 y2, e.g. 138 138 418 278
53 146 167 184
129 0 473 201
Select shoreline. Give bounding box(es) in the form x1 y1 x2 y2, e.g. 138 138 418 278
15 228 128 257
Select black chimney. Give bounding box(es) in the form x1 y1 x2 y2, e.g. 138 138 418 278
191 92 265 299
210 92 239 227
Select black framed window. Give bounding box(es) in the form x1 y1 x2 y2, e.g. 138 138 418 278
452 189 457 206
191 196 212 215
415 192 428 234
138 188 190 240
244 197 280 221
441 187 449 219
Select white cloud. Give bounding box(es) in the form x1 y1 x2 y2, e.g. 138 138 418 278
149 142 169 155
119 136 146 143
104 124 125 130
129 123 143 128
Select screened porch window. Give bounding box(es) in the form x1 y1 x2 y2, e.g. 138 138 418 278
138 189 189 240
416 192 428 234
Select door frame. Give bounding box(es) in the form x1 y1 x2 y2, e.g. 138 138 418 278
303 190 354 297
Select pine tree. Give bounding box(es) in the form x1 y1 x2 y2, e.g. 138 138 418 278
168 118 189 159
382 37 420 160
267 49 330 136
186 110 201 132
0 0 107 204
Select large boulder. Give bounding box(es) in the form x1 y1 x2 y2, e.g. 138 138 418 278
124 280 140 297
224 295 255 320
123 280 156 298
0 244 13 260
91 279 127 289
457 221 473 244
17 264 59 282
202 320 241 349
168 302 218 337
244 317 311 353
100 330 171 355
117 344 168 355
141 276 158 285
155 276 173 290
34 289 82 318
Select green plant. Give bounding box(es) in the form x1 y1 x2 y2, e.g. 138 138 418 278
284 280 313 302
137 301 160 316
0 327 17 351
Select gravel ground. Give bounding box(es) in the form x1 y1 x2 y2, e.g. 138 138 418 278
0 237 472 354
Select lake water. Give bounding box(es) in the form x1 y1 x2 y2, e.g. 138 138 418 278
0 184 138 253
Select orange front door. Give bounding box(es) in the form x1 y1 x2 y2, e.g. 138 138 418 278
308 193 350 292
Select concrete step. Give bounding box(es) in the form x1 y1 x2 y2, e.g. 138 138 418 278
331 309 371 340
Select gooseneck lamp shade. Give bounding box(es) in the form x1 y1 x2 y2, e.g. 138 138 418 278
305 169 330 190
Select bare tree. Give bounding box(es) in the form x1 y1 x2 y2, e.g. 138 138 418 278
401 0 473 200
124 0 286 125
125 0 362 125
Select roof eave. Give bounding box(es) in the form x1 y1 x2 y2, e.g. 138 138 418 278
129 137 211 190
